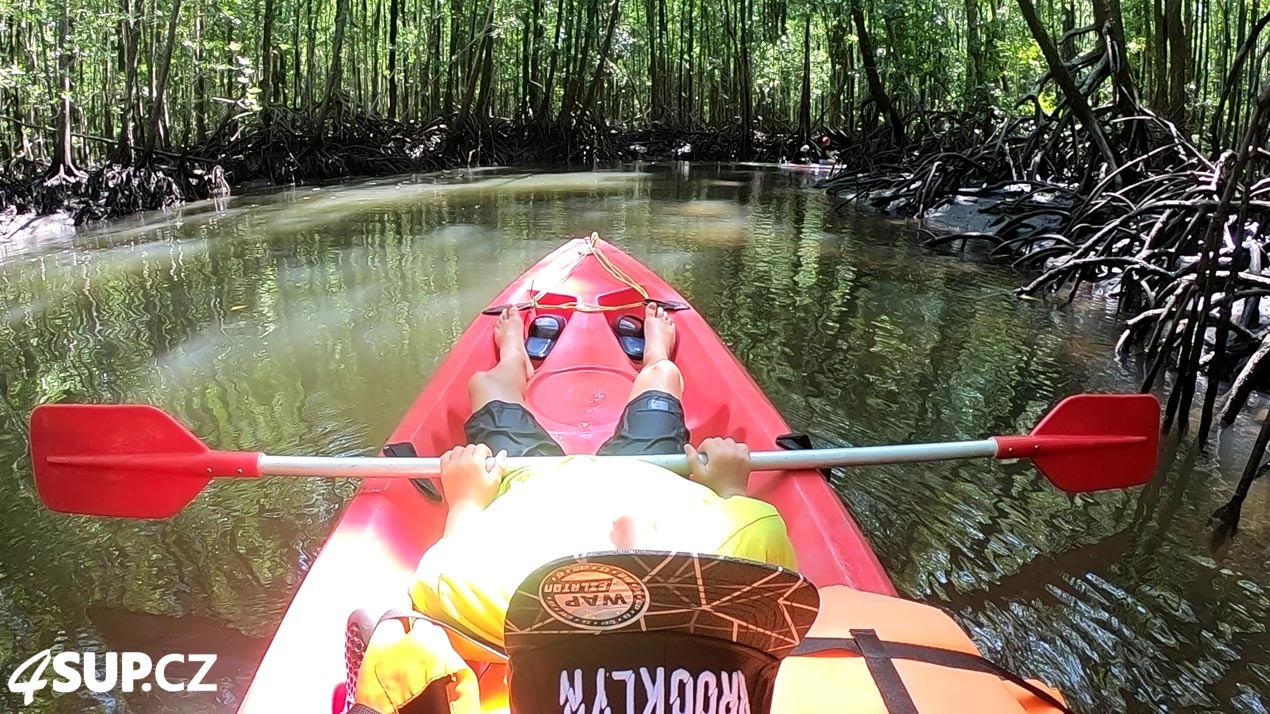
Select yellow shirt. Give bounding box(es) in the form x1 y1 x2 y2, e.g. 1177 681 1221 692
409 456 797 650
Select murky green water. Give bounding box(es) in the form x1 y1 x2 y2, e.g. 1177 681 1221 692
2 165 1268 713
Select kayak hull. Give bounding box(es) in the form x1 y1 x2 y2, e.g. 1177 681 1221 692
235 237 893 714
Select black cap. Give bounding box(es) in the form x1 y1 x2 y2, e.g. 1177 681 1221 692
504 551 819 714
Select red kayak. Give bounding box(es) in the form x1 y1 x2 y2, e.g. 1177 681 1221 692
235 235 894 713
25 229 1163 710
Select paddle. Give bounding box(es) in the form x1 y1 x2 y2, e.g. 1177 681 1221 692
29 393 1159 518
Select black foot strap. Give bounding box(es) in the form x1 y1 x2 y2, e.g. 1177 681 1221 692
525 315 566 360
612 314 645 361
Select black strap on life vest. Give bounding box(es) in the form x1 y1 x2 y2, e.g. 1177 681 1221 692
852 630 919 714
791 634 1075 714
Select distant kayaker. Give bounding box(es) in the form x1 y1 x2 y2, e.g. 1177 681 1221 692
350 303 797 714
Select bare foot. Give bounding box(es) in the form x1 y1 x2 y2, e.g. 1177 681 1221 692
494 308 533 381
642 303 677 363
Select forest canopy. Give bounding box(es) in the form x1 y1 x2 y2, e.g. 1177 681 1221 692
1 0 1268 170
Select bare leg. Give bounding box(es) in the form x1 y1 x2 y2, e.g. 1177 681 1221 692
468 308 534 410
611 306 683 545
628 303 682 400
608 307 686 536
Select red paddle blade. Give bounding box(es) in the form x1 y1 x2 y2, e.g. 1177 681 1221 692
29 404 245 518
995 394 1161 493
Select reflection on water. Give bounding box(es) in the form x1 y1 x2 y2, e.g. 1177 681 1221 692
1 165 1268 713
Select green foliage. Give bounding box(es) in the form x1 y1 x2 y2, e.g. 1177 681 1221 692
0 0 1266 164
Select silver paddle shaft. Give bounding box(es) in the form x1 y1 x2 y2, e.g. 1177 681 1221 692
256 440 1000 478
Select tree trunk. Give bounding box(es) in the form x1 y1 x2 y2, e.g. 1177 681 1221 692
965 0 988 113
260 0 275 105
316 0 351 136
1209 11 1270 150
519 0 532 118
1015 0 1119 172
471 0 496 120
560 0 595 118
388 0 400 118
657 0 668 116
101 44 113 142
684 0 695 125
194 7 208 138
798 11 812 141
1165 0 1189 124
646 0 661 120
851 2 905 145
824 9 846 127
428 2 442 116
1152 0 1168 109
1091 0 1139 115
305 0 318 108
444 0 462 114
46 0 83 182
739 0 753 156
527 0 544 119
581 0 621 116
459 0 494 123
142 0 181 162
371 0 382 107
1059 0 1076 57
540 0 567 121
114 0 142 164
292 0 302 102
350 0 362 104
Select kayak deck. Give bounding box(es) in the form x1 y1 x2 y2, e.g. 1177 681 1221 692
235 237 893 714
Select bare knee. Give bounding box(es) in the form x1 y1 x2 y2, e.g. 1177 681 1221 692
468 370 492 396
469 369 528 410
634 359 683 396
644 359 682 384
468 370 497 405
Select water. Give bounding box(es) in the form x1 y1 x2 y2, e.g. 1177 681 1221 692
2 165 1268 713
